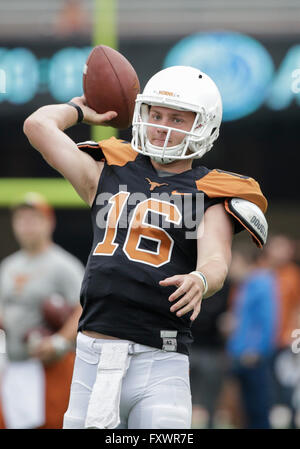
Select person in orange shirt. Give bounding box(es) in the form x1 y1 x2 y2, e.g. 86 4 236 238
260 235 300 428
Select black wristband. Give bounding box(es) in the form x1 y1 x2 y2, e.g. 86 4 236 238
66 101 84 123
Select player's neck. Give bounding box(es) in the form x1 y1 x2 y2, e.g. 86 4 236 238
150 158 192 174
22 239 53 257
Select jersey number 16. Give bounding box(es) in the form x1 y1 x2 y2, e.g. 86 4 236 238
93 191 182 267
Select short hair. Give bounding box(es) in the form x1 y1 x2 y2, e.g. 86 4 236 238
11 192 54 220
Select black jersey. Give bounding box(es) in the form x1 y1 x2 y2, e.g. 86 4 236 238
77 138 267 355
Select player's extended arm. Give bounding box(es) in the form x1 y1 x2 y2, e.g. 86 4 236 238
160 203 233 321
195 203 233 297
23 96 117 206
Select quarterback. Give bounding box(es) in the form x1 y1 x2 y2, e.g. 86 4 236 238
23 66 268 429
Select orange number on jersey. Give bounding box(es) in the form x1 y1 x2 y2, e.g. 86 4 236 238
93 193 181 267
93 191 130 256
123 199 181 267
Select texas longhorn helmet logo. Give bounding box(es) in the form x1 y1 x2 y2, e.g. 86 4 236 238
145 178 169 191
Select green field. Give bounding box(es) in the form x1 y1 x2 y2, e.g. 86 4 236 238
0 178 87 208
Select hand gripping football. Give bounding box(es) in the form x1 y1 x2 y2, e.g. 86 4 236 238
42 293 74 331
83 45 140 129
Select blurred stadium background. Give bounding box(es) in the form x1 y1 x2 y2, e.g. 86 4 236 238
0 0 300 428
1 0 300 262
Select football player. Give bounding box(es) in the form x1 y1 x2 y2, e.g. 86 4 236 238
23 66 268 429
0 192 85 428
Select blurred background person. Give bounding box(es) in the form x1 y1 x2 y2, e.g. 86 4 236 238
0 192 84 429
224 242 278 429
189 284 230 429
260 235 300 429
53 0 90 37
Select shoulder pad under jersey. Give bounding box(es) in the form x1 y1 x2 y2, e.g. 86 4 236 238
196 168 268 213
77 140 104 161
77 137 138 166
97 137 138 166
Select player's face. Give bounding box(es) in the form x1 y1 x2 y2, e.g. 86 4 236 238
12 207 54 250
147 106 196 147
265 236 294 267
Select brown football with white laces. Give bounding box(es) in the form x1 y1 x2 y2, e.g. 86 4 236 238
83 45 140 129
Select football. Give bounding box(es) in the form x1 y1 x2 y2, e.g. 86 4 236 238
83 45 140 129
23 326 53 353
42 293 74 331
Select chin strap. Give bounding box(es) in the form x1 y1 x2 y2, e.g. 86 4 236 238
145 139 185 164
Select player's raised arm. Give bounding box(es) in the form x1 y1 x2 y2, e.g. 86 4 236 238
23 96 117 206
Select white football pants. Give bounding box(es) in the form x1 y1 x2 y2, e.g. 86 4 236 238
63 332 192 429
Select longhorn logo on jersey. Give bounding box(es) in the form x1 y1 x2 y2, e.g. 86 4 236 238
145 178 169 191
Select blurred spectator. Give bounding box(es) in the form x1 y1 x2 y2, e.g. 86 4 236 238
224 242 278 429
0 192 84 429
53 0 90 37
189 284 230 428
260 235 300 428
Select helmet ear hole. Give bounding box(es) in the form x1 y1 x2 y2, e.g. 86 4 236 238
210 127 217 136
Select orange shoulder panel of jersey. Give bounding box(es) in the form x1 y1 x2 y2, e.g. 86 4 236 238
98 137 138 166
195 169 268 213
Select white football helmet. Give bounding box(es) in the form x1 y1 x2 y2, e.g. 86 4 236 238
131 66 222 164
